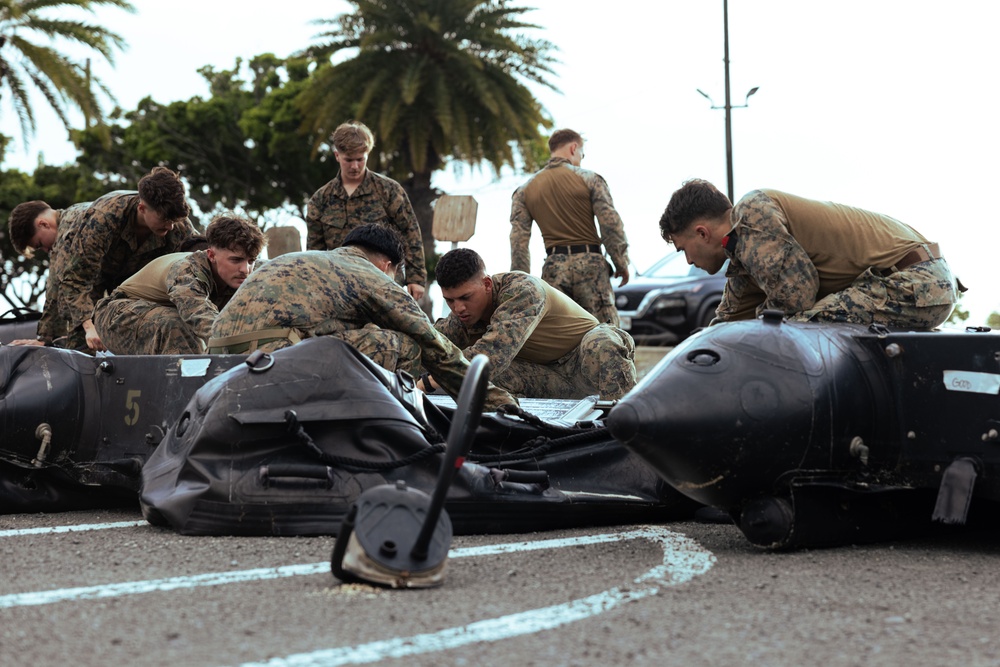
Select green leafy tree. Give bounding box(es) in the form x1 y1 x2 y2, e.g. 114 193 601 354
0 0 134 147
0 155 106 310
74 55 328 224
298 0 558 270
987 311 1000 330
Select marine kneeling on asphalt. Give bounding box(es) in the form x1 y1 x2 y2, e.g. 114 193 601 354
93 214 266 355
206 223 516 411
426 248 636 400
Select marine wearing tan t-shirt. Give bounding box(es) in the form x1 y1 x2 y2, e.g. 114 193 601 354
510 157 630 325
718 189 958 327
434 271 636 399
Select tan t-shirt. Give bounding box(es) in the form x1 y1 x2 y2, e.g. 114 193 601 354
117 252 190 303
522 165 602 248
760 190 928 297
434 271 599 375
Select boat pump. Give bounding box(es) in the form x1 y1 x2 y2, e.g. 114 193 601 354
331 355 491 588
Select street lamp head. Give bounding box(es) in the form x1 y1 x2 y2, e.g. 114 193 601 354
696 88 714 104
745 86 759 100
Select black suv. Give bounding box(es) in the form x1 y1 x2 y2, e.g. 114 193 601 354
614 252 727 345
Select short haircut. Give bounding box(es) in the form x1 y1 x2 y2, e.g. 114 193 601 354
205 214 267 258
8 200 52 253
659 179 733 243
137 166 190 220
435 248 486 289
331 121 375 154
343 223 403 265
548 128 583 153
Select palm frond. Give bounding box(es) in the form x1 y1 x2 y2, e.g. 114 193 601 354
0 0 132 148
298 0 557 179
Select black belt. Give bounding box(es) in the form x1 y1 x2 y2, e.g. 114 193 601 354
546 244 601 256
879 243 941 277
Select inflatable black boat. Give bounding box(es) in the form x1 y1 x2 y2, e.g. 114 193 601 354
608 311 1000 549
0 336 693 532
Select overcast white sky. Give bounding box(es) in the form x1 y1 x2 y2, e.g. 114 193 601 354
2 0 998 322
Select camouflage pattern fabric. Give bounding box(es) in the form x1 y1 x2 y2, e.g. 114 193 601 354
210 247 514 410
434 272 636 399
790 261 958 328
510 157 629 322
540 252 620 326
92 252 233 355
35 202 90 345
510 157 630 272
305 170 426 287
718 190 958 329
337 324 421 375
489 324 636 399
92 297 204 355
57 191 196 338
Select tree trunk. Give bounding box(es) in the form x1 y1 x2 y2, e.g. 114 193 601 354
401 170 441 317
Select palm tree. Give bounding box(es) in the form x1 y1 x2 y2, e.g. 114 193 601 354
0 0 134 147
298 0 558 268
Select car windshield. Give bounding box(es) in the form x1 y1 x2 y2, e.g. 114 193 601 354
643 251 710 279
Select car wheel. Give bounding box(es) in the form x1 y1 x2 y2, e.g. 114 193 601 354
697 301 720 329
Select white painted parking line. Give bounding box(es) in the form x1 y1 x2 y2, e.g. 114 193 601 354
243 587 658 667
235 526 715 667
0 527 713 611
0 520 147 538
0 563 330 609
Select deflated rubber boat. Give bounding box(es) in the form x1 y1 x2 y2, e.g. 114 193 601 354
0 344 245 512
0 336 693 532
607 310 1000 549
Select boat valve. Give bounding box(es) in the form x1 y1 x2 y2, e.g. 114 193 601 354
32 423 53 467
849 436 869 466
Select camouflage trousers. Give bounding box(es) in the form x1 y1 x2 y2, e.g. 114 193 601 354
333 325 421 375
491 324 636 399
542 252 620 327
53 326 90 354
243 325 422 375
93 295 204 355
790 258 959 329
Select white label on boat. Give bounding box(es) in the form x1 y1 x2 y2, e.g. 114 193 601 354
943 370 1000 395
180 358 212 377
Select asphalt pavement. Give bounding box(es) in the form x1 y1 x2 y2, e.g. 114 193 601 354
3 506 1000 667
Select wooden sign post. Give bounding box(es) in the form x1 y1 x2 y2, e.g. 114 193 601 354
432 195 478 249
265 226 302 259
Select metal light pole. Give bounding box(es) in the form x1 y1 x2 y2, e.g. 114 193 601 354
697 0 758 204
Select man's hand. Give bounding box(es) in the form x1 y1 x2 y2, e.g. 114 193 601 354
83 319 105 352
417 372 435 393
614 265 630 287
407 283 426 301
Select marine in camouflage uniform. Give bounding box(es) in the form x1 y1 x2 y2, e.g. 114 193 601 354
207 246 515 411
306 171 426 289
305 121 426 299
435 262 636 400
92 251 237 355
510 129 630 326
659 182 959 329
58 191 195 351
34 202 90 345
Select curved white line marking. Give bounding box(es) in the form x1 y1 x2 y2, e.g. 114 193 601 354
0 520 146 538
0 532 637 608
0 527 713 617
236 526 714 667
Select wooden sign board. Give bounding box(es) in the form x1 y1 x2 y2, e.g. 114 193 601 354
265 226 302 259
432 195 478 242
